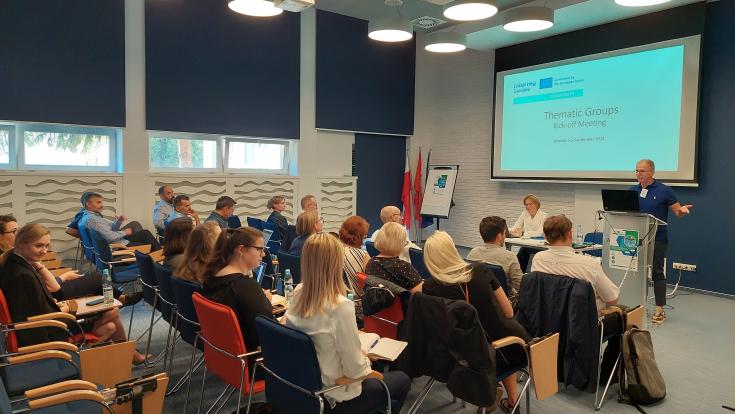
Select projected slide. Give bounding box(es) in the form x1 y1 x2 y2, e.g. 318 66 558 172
493 36 700 183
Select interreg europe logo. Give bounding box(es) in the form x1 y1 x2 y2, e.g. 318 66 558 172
539 77 553 89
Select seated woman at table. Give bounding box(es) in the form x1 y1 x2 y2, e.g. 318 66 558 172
201 227 274 351
365 222 423 293
423 230 530 412
288 210 323 256
176 222 220 284
509 194 548 272
162 217 194 271
286 232 411 414
0 224 147 364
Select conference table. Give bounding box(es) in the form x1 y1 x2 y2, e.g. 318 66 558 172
505 237 603 254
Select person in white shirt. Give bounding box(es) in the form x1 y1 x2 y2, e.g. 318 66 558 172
370 205 419 263
509 194 548 272
531 215 618 313
285 233 410 413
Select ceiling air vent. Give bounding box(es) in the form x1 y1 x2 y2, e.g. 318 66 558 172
411 16 447 29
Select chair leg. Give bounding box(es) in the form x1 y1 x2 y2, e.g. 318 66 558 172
510 370 531 414
206 386 234 414
197 364 208 414
144 296 161 368
376 378 392 414
595 354 621 411
406 378 435 414
171 354 204 395
184 335 200 414
246 363 259 414
126 300 135 340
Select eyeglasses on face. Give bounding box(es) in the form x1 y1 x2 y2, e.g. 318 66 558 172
246 245 266 252
2 229 18 235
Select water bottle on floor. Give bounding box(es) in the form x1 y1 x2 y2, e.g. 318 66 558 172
102 269 114 304
284 269 294 305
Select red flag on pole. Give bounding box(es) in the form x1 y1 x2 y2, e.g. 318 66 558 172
413 148 423 222
401 149 411 229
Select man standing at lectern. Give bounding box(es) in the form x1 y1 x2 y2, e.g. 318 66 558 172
631 159 693 325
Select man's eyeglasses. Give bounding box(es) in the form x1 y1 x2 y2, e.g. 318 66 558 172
1 229 17 235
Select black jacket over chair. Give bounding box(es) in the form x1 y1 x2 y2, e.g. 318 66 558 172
0 253 67 346
516 271 599 392
399 293 498 407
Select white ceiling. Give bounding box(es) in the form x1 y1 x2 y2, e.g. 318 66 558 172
314 0 706 50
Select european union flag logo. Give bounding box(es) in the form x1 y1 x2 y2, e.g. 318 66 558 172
540 77 553 89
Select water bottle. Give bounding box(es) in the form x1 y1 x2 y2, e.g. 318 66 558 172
271 254 279 275
347 292 354 301
576 224 584 244
284 269 294 304
102 269 114 304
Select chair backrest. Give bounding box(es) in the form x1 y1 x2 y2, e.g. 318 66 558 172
254 316 323 413
77 221 96 263
228 215 242 229
246 217 263 230
364 240 379 257
153 263 176 323
408 248 431 279
356 272 404 340
191 293 253 390
276 251 301 284
0 289 18 353
262 221 281 242
170 277 202 348
134 251 158 308
471 261 509 295
583 232 603 257
88 227 114 269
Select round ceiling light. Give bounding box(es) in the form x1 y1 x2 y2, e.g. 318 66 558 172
502 6 554 32
228 0 283 17
425 32 466 53
443 1 498 21
614 0 672 6
368 18 413 42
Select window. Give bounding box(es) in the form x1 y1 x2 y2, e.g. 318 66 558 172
148 133 291 174
0 127 11 167
149 136 219 171
226 139 289 173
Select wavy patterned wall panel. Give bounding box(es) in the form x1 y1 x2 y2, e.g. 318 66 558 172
153 177 298 225
0 180 12 210
319 177 357 232
20 176 123 262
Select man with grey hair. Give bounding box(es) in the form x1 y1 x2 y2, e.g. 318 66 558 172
370 205 420 263
630 159 692 324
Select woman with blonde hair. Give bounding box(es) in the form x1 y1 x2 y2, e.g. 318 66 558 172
0 224 147 363
365 222 423 293
286 232 411 413
287 210 323 255
175 221 221 284
422 231 530 412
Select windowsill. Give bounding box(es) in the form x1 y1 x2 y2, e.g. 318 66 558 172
0 170 122 177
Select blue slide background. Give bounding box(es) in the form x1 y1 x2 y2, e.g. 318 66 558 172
500 45 684 171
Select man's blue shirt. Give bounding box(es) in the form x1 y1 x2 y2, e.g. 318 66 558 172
629 180 677 241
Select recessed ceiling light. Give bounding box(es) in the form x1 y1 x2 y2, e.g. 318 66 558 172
614 0 672 6
228 0 283 17
443 1 498 22
368 18 414 42
503 6 554 32
425 32 466 53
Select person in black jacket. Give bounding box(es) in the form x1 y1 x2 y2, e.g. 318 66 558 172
266 195 290 248
202 227 275 352
422 231 529 411
0 224 146 363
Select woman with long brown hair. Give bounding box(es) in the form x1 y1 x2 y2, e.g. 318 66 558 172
162 217 194 271
201 227 274 351
175 221 221 284
286 233 411 413
0 224 147 363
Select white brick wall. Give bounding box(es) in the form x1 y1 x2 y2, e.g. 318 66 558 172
413 47 575 248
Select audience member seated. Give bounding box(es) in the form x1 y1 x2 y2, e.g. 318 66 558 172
65 192 92 239
176 222 221 284
531 215 618 313
285 232 411 414
162 217 194 271
166 195 201 227
467 216 523 302
510 194 548 272
288 210 323 256
201 227 274 351
80 192 161 251
0 214 19 252
153 185 175 236
338 216 370 318
300 194 318 212
0 224 147 363
266 195 289 242
423 230 530 411
365 222 423 293
370 205 420 263
204 196 237 229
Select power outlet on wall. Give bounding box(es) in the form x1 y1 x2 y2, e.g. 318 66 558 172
672 262 697 272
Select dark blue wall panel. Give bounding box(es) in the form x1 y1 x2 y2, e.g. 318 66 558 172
146 0 300 138
354 134 406 233
316 10 415 136
0 0 125 127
